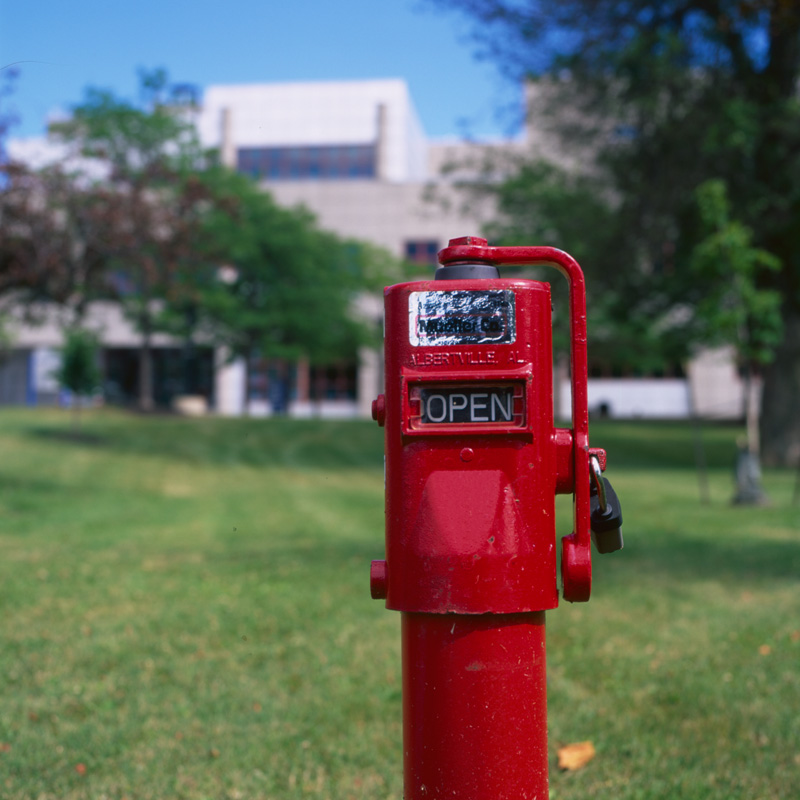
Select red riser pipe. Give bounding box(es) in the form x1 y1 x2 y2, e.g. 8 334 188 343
402 612 548 799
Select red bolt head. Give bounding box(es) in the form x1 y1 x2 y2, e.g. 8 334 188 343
447 236 488 247
370 560 388 599
372 394 386 427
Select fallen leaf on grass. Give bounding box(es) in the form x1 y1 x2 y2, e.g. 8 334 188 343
557 741 596 771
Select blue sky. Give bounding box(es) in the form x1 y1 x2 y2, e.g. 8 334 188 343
1 0 521 141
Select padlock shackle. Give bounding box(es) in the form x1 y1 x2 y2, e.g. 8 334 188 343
438 239 592 602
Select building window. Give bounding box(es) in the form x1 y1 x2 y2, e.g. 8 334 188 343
246 358 298 409
309 363 357 401
405 240 440 266
237 144 377 181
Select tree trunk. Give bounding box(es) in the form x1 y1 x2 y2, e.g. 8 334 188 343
743 366 760 458
72 396 82 433
242 348 252 417
138 317 155 412
760 309 800 468
733 364 769 505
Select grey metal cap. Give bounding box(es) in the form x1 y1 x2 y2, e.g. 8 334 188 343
434 262 500 280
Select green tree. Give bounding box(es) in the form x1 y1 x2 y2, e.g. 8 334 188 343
183 168 398 412
476 158 690 375
690 179 782 458
431 0 800 465
50 69 213 411
56 327 101 430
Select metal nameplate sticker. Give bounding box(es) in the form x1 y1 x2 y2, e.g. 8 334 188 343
409 290 516 347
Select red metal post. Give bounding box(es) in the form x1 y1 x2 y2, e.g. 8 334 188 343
402 612 548 798
371 236 603 799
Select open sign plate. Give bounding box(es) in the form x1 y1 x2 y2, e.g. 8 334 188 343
408 383 526 431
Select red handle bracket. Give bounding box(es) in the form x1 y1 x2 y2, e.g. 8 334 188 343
438 238 592 602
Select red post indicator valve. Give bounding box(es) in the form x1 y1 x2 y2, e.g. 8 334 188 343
370 236 623 799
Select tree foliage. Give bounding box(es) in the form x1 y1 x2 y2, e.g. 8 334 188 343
56 326 102 430
689 179 782 369
57 327 101 397
46 70 214 410
0 161 120 319
431 0 800 464
183 168 396 387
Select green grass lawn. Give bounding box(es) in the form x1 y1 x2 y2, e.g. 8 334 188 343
0 409 797 799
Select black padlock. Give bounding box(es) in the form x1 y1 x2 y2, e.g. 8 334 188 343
590 476 624 554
